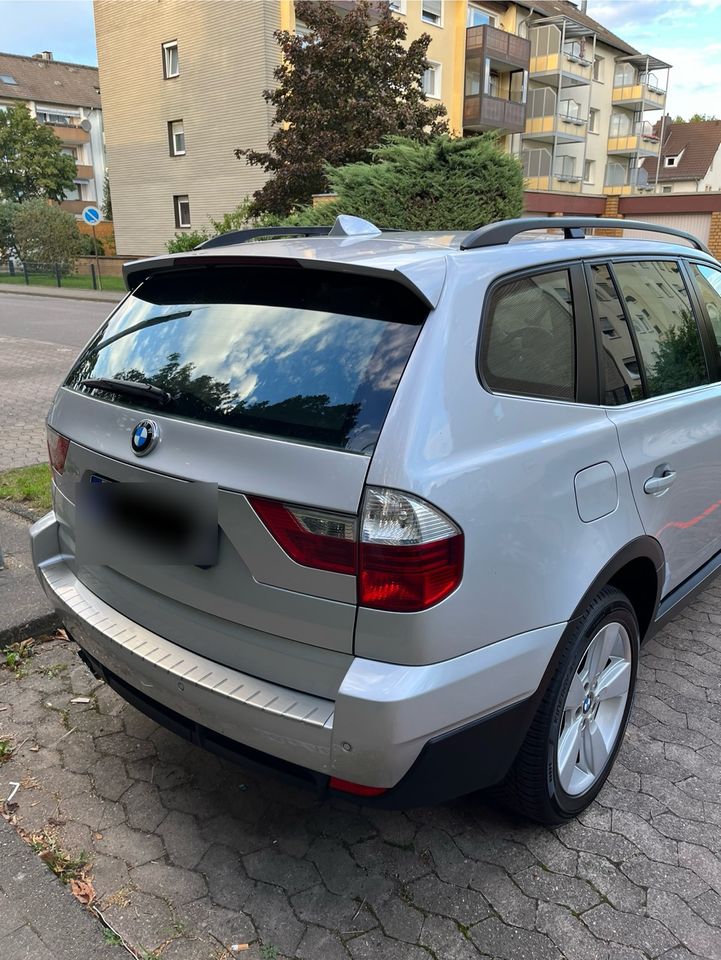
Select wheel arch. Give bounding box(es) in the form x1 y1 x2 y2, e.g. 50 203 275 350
570 536 664 642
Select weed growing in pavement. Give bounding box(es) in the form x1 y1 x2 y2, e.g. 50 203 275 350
0 739 13 763
2 638 35 675
102 928 122 946
27 832 88 883
260 946 279 960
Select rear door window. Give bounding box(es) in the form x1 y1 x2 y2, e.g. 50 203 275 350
689 262 721 352
65 265 427 454
590 263 643 405
611 260 708 398
482 269 576 400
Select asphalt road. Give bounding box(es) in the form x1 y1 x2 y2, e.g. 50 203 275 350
0 293 111 470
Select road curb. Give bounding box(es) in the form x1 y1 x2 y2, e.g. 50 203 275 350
0 611 59 649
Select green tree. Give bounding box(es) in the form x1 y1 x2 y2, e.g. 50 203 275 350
0 201 18 259
102 174 113 221
673 113 717 123
0 104 77 202
12 199 82 270
237 0 448 216
279 135 524 231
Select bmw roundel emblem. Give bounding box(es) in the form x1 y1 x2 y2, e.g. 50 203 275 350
131 419 159 457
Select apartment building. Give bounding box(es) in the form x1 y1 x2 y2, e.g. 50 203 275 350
0 51 105 214
94 0 670 255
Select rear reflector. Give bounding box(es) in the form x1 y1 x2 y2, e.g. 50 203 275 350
329 776 388 797
249 487 463 612
47 426 70 475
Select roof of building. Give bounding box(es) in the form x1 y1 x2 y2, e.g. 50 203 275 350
0 52 100 109
641 120 721 183
519 1 639 56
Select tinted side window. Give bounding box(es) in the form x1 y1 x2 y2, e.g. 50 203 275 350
612 260 708 398
483 270 575 400
690 263 721 351
591 264 643 405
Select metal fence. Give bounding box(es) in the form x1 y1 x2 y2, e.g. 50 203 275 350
0 259 126 292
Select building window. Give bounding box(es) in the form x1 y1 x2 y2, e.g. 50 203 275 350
588 108 599 133
421 0 442 26
423 62 442 99
665 155 680 167
467 4 496 27
162 40 179 79
36 108 79 126
168 120 186 156
487 69 500 97
583 159 594 183
173 194 191 228
0 74 17 85
388 0 407 13
662 185 673 193
61 146 79 160
593 56 603 81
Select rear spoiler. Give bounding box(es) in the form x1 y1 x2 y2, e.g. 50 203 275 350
122 251 446 310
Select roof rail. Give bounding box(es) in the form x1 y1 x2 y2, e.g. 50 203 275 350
460 217 710 254
195 215 387 250
195 226 332 250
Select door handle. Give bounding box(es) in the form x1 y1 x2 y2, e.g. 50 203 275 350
644 469 677 496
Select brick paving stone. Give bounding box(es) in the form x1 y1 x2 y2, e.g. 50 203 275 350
582 903 678 956
419 915 483 960
647 889 721 960
6 601 721 959
406 873 490 925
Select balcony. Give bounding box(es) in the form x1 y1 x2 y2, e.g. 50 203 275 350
464 95 526 133
74 164 95 180
523 147 584 194
529 22 593 86
46 123 90 144
607 122 660 157
463 24 529 134
524 88 587 141
603 164 653 196
612 81 665 110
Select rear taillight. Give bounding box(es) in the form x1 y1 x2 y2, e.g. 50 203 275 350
250 487 463 612
248 497 356 575
359 487 463 612
47 426 70 475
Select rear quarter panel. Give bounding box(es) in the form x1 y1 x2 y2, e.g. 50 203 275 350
362 256 646 665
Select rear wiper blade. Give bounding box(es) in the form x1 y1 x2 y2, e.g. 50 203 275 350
81 377 172 405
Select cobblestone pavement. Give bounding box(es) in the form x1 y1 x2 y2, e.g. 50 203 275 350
2 591 721 960
0 294 108 471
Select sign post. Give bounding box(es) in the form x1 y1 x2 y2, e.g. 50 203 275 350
82 206 103 291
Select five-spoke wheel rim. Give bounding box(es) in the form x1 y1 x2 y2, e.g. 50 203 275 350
556 621 633 797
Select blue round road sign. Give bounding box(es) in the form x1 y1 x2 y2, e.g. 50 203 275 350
82 205 102 225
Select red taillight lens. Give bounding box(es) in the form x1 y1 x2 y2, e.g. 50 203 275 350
359 536 464 612
248 496 357 575
329 776 388 798
250 487 463 612
47 426 70 475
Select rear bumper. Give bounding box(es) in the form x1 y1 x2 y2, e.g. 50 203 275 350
31 511 565 803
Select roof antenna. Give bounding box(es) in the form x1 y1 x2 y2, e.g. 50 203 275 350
329 215 382 238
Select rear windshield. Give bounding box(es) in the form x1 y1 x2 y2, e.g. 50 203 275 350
65 265 427 454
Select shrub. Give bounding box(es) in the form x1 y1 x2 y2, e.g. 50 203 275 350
282 135 524 231
12 200 82 273
76 232 105 257
166 229 210 253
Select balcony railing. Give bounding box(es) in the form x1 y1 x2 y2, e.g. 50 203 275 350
464 95 526 133
603 165 652 195
466 23 530 70
524 88 587 138
529 23 593 82
612 80 665 109
607 121 660 156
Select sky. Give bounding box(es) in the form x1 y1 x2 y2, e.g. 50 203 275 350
0 0 720 120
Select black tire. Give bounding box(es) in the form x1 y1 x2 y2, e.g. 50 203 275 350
498 586 639 826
